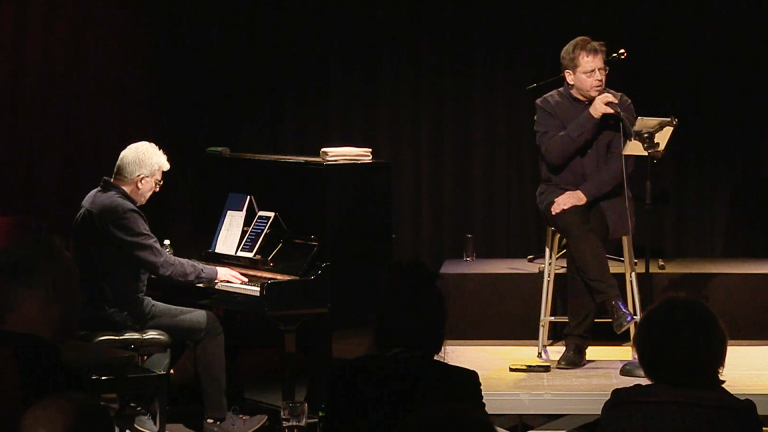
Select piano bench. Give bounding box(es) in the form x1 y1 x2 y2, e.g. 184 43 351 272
79 329 172 358
77 329 172 432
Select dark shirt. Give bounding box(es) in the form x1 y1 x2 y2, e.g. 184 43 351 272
600 383 762 432
325 353 488 432
535 84 636 238
72 178 216 325
0 329 83 430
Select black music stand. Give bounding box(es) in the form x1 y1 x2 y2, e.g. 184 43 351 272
619 116 678 378
623 117 678 276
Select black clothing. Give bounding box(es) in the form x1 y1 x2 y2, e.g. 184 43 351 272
600 383 762 432
535 84 636 346
548 203 616 344
72 178 229 418
0 329 83 430
73 178 217 323
325 352 489 432
535 84 635 239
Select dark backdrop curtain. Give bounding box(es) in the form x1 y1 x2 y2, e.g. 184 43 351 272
2 1 767 270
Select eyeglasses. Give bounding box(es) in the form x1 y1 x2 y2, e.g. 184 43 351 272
577 66 609 79
142 176 163 188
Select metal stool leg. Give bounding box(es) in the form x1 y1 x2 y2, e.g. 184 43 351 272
538 229 643 360
538 228 560 358
622 234 642 344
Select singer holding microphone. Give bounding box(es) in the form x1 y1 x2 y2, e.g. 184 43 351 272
534 36 637 369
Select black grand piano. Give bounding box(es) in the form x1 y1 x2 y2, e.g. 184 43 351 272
150 151 392 404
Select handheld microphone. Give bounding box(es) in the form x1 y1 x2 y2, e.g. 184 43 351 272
606 102 623 116
605 102 634 137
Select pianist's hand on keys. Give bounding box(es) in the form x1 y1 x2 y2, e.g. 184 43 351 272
215 267 248 283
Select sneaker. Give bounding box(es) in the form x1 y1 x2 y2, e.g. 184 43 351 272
203 413 268 432
113 405 158 432
133 413 159 432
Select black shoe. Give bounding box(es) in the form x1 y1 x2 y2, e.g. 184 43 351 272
619 360 646 378
607 299 636 334
556 344 587 369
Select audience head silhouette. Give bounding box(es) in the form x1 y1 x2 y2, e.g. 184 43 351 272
634 296 727 389
0 218 80 342
19 392 115 432
374 260 446 357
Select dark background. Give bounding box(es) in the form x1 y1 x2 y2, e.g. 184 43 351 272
2 1 767 270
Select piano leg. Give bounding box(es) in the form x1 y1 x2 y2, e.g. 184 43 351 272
274 313 332 411
280 324 299 402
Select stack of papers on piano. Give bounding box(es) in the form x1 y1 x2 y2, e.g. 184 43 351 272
320 146 372 162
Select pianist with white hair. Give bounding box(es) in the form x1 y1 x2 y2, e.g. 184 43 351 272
72 141 267 432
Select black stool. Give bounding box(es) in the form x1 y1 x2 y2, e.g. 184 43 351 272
79 330 172 432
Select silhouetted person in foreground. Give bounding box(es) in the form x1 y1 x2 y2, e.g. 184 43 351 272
0 219 84 431
19 392 115 432
600 296 762 432
325 261 493 432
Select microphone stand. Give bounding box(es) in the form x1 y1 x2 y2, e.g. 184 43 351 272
524 49 627 91
619 118 677 379
525 73 563 91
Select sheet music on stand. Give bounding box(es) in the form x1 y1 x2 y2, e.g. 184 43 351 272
623 117 677 155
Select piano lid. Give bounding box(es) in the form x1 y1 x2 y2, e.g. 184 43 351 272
205 150 387 165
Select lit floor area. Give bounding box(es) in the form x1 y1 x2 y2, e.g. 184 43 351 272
439 341 768 415
162 338 768 431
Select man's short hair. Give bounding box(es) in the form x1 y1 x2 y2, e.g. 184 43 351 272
634 296 728 389
560 36 607 72
112 141 170 181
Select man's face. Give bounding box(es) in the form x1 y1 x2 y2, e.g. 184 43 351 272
564 53 606 101
135 169 163 206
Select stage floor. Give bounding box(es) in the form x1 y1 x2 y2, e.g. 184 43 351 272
439 341 768 415
440 257 768 274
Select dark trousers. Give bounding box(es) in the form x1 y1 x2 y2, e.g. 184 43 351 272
543 202 621 347
141 300 229 419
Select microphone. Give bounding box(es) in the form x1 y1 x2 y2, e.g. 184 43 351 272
605 101 634 137
607 49 627 63
606 102 623 116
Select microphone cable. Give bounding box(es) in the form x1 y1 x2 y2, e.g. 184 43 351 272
620 114 634 240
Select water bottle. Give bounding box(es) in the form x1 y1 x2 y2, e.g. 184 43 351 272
162 239 174 255
318 402 326 432
463 234 476 262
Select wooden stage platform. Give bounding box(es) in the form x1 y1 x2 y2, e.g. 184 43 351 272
439 258 768 341
438 342 768 416
436 258 768 427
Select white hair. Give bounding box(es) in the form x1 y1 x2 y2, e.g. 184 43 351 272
112 141 170 181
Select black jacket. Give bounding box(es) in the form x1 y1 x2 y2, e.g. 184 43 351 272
72 178 216 327
600 383 762 432
325 353 489 432
535 84 636 238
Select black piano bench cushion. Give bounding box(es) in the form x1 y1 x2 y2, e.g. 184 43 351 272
79 329 172 355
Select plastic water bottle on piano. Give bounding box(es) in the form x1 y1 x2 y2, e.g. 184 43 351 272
162 239 174 256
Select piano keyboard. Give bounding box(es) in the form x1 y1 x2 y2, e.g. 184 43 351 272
214 281 262 296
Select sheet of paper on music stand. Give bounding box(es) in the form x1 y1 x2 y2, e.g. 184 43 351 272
623 117 676 155
215 210 245 255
